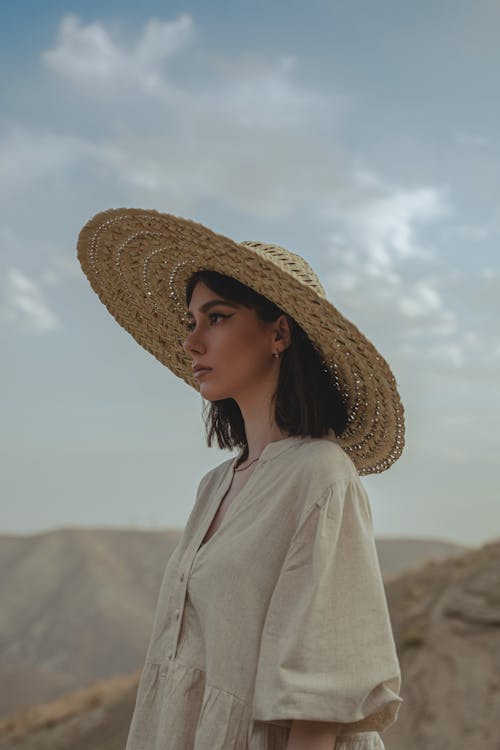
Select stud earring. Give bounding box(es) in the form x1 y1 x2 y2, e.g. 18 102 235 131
272 351 280 358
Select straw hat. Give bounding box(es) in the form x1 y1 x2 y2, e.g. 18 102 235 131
77 207 405 475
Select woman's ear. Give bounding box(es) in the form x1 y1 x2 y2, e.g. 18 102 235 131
275 314 292 348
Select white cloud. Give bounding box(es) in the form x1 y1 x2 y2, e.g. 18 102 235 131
0 226 79 334
442 221 498 243
186 53 339 133
467 267 500 313
425 342 465 368
2 15 347 218
341 184 452 272
0 269 61 333
0 13 494 370
320 176 487 374
324 180 452 300
0 127 102 195
399 279 442 318
42 14 346 131
42 14 195 96
40 255 81 286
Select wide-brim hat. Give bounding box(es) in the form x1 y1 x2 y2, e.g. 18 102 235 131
77 207 405 475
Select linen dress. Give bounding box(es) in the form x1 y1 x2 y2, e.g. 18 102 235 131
125 430 403 750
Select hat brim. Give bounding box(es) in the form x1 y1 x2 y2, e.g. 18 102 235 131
77 207 405 475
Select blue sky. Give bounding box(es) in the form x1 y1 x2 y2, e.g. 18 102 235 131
1 1 499 544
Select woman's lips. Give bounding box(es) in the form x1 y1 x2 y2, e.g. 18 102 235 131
194 368 212 379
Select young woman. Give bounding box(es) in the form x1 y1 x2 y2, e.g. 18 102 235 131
77 208 405 750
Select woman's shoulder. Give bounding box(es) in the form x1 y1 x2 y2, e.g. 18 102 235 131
290 432 359 485
265 434 361 528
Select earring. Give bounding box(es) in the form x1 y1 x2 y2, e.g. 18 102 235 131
272 351 280 358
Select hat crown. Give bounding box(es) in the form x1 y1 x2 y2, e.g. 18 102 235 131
240 241 326 298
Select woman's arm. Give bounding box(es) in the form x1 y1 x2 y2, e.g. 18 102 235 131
286 719 339 749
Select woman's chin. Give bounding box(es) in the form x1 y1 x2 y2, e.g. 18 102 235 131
198 383 230 401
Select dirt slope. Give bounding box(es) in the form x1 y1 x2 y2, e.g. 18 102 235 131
2 536 498 750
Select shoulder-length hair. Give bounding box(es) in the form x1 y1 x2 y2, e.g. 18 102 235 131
185 270 349 459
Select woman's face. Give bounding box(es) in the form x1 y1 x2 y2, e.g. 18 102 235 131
182 281 281 402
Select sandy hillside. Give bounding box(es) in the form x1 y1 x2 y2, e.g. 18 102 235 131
2 535 498 750
0 527 466 718
0 527 181 717
382 536 500 749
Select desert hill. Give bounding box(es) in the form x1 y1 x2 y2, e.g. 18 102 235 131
376 535 467 579
0 528 180 718
0 671 139 750
0 535 498 750
383 536 500 749
0 527 469 720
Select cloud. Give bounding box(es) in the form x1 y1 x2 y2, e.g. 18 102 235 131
0 226 80 335
335 171 454 272
11 15 348 218
324 180 452 299
40 255 81 286
1 12 494 372
0 127 104 196
0 268 61 333
41 14 343 130
442 221 498 243
472 268 500 313
398 278 443 318
187 53 339 133
320 176 485 372
42 14 195 96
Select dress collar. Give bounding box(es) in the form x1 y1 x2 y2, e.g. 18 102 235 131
234 428 338 466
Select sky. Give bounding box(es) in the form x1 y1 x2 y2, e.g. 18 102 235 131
1 1 498 545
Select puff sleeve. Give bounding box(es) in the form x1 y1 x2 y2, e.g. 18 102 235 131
251 477 403 737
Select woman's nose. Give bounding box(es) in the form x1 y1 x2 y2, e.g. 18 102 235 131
182 333 193 353
182 328 204 354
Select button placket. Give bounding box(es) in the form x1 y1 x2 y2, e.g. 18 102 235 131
167 568 189 660
170 542 206 660
166 459 239 661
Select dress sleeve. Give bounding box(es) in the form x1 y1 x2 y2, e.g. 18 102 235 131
251 477 403 736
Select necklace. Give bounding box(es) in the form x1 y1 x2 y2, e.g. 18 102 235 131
234 456 260 472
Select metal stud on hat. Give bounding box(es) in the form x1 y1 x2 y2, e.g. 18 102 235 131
77 207 405 475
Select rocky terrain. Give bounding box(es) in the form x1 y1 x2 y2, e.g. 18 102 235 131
0 526 464 719
0 528 180 717
384 537 500 749
1 527 490 749
0 672 139 750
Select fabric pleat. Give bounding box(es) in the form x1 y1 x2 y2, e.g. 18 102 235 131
126 660 389 750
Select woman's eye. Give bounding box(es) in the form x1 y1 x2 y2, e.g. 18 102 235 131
209 312 226 324
185 312 228 332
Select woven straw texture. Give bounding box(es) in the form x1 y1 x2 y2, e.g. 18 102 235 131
77 207 405 475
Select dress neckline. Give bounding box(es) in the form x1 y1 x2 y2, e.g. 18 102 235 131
194 429 338 554
234 432 308 467
233 428 338 467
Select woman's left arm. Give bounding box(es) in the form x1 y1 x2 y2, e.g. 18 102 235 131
252 481 403 740
286 719 339 749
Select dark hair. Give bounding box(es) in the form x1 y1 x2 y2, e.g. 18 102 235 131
185 270 349 460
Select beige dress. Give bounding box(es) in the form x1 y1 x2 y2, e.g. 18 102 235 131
125 430 403 750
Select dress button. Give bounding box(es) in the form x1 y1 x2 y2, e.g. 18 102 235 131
175 609 180 620
168 651 173 659
180 572 184 582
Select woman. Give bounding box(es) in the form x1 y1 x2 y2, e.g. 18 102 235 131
77 208 405 750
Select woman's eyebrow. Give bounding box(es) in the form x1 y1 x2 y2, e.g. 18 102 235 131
186 299 239 318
